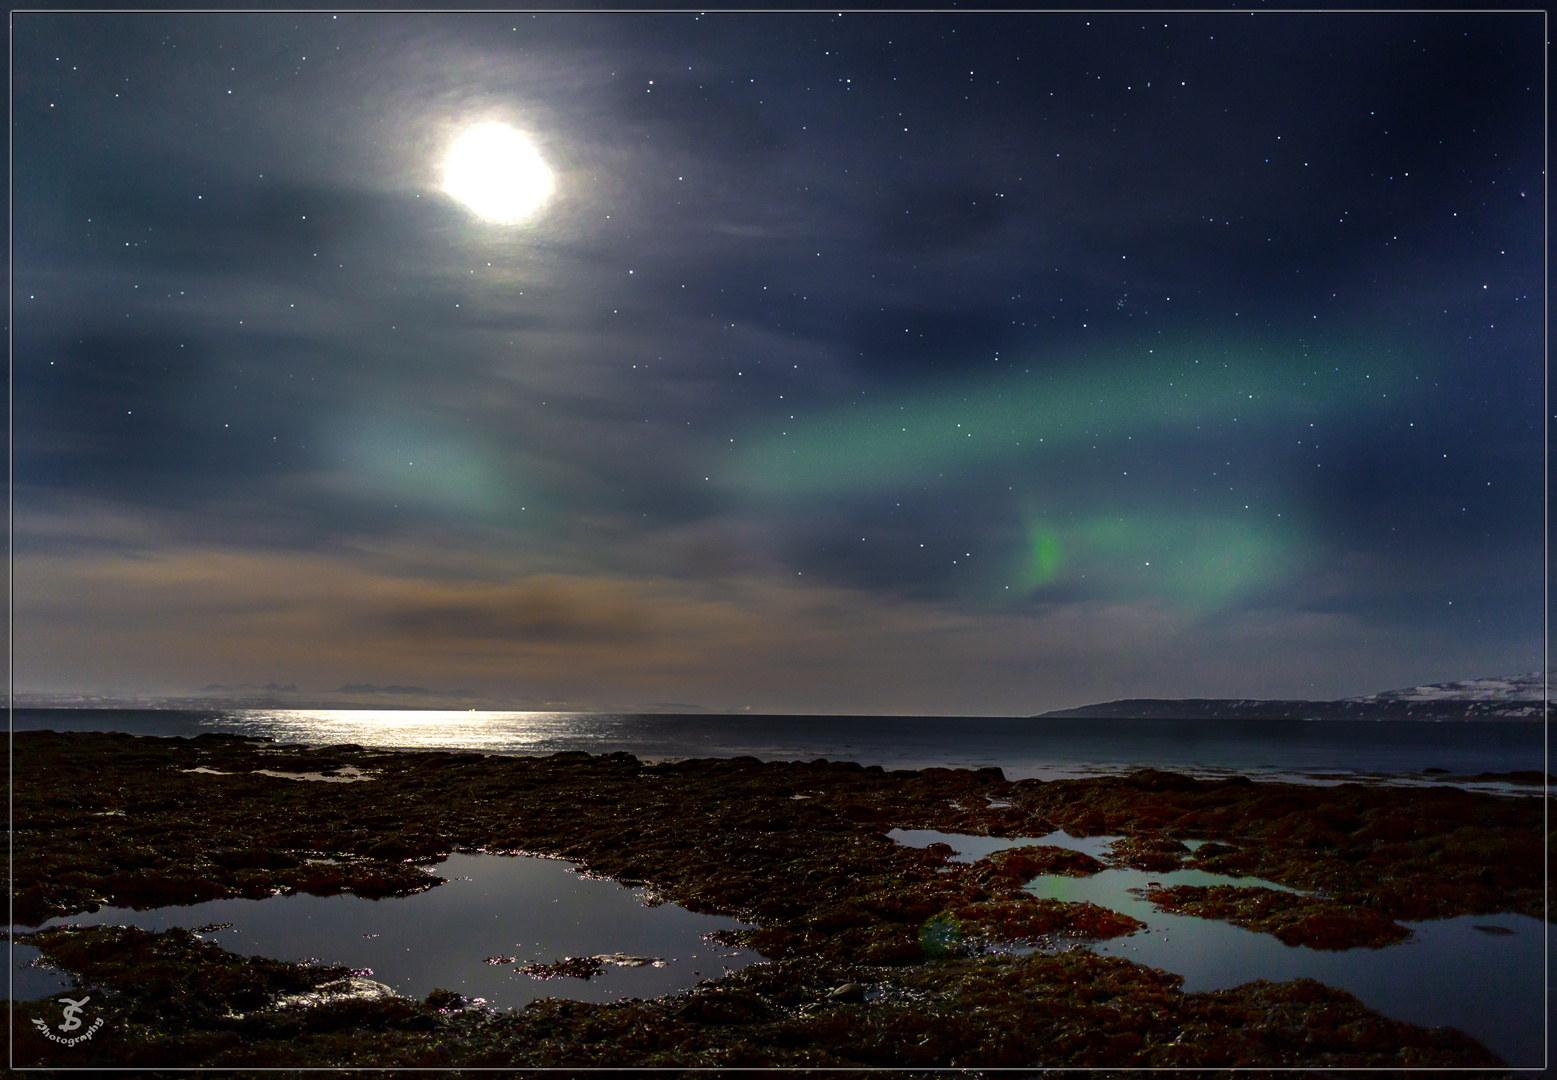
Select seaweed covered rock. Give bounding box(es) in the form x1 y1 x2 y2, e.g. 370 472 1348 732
971 844 1106 889
15 923 1503 1069
1138 884 1412 949
10 731 1535 1069
1107 834 1190 873
934 896 1144 952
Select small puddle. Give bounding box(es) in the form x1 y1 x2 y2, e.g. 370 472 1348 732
13 853 760 1010
888 827 1119 863
889 828 1542 1067
181 764 376 783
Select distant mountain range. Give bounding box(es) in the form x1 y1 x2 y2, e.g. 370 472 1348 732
14 673 1549 719
1037 673 1548 721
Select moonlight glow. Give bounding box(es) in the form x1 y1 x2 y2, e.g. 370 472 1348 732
441 123 554 223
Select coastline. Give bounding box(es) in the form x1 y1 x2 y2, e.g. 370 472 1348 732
12 730 1544 1070
12 706 1547 791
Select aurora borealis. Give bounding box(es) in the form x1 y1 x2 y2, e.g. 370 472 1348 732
12 12 1543 713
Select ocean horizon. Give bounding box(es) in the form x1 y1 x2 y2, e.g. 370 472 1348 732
15 707 1545 788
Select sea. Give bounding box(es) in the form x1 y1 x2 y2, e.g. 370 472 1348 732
11 707 1548 787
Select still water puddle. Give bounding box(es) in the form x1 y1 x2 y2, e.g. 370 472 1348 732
890 828 1542 1068
890 826 1117 863
890 827 1303 892
13 853 760 1010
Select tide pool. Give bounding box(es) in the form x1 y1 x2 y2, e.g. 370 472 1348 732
15 852 760 1010
889 828 1542 1067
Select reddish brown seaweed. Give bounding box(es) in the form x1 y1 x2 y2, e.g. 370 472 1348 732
12 731 1540 1070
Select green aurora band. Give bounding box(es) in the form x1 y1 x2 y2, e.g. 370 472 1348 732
728 334 1412 610
732 336 1409 496
1019 514 1291 611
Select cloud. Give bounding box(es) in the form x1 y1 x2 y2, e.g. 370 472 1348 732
384 579 652 647
19 501 1528 714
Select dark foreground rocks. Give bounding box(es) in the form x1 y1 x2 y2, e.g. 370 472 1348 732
1136 885 1412 950
12 730 1545 1070
15 921 1499 1072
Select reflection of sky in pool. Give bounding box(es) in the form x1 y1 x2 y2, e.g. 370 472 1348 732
890 828 1543 1068
13 853 758 1010
890 826 1116 863
13 836 1543 1068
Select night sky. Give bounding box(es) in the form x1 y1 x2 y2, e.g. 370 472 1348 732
13 12 1544 714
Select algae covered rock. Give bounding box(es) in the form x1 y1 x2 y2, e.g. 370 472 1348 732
1136 884 1412 949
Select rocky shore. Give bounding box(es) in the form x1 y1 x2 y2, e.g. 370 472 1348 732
12 730 1545 1071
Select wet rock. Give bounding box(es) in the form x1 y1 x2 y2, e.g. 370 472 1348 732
520 956 607 980
591 953 664 968
272 975 400 1011
16 907 1506 1070
834 802 889 824
977 896 1140 943
361 832 449 861
1106 835 1189 872
973 844 1105 887
806 903 876 932
11 731 1533 1069
827 981 866 1002
677 988 772 1024
423 988 474 1010
1189 841 1239 859
104 869 227 910
210 848 300 871
1139 885 1412 950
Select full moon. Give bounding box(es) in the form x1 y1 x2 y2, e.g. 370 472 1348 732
442 123 554 224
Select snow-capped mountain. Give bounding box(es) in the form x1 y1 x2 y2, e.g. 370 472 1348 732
1353 673 1547 703
1038 674 1548 721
